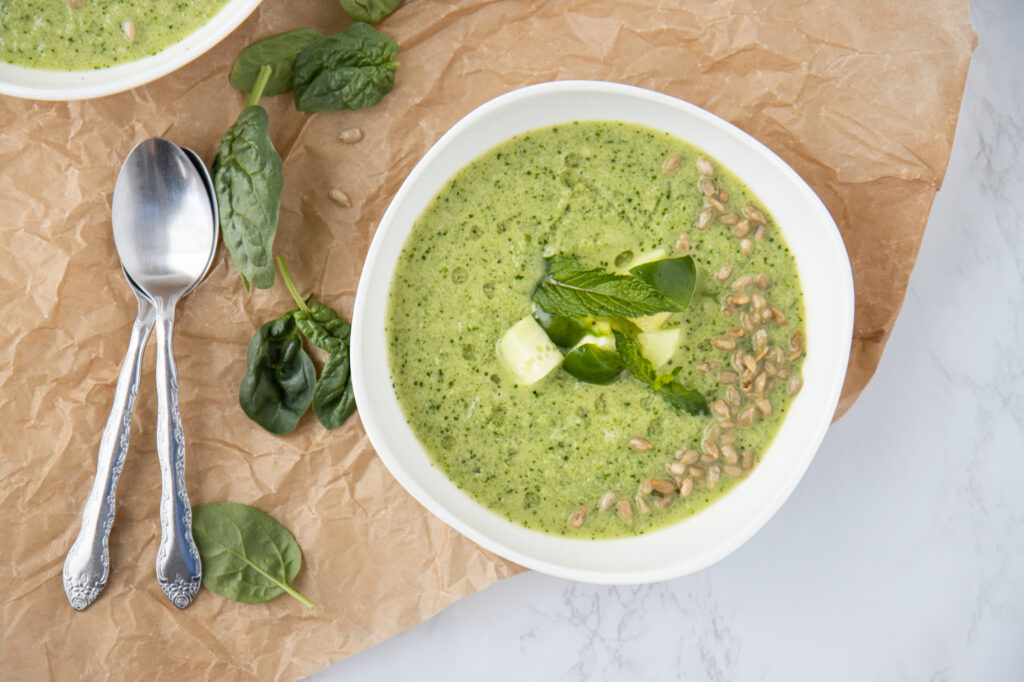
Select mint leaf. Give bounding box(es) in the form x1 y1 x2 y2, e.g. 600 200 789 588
532 255 682 318
629 256 696 309
614 331 707 415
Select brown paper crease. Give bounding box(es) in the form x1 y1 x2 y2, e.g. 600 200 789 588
0 1 974 679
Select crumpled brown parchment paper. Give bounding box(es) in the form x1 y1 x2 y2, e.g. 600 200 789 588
0 1 975 680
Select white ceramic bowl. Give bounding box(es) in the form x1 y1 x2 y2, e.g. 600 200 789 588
0 0 262 101
352 81 854 584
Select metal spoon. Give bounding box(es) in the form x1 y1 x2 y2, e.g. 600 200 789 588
63 142 217 611
111 137 218 609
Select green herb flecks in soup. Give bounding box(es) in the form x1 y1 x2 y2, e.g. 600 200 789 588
387 121 805 538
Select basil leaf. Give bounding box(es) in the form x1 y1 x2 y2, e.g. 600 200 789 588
312 350 356 429
230 29 323 96
239 311 316 434
614 331 707 415
192 502 314 609
293 23 400 113
339 0 402 23
294 301 351 355
563 343 623 385
613 331 656 385
658 382 709 415
532 255 682 318
629 256 696 309
213 69 283 290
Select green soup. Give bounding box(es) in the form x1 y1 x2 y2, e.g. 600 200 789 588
0 0 229 70
387 121 805 539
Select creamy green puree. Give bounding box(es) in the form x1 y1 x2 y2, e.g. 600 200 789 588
0 0 229 70
388 121 805 538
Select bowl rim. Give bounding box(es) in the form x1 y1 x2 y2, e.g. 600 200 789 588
0 0 262 101
352 80 854 583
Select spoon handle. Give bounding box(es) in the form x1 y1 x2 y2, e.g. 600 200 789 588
153 301 202 609
63 296 155 610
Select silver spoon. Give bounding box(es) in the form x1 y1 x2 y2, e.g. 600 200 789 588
63 142 217 611
112 137 218 609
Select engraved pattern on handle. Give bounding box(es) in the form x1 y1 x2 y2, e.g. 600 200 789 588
153 301 202 609
63 296 155 611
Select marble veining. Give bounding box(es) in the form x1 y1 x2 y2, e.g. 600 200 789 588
311 0 1024 679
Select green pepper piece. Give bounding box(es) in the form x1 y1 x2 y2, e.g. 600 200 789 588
629 256 696 309
563 344 624 384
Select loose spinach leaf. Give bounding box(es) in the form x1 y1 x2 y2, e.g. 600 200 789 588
532 255 682 318
629 256 697 309
239 311 316 434
230 28 323 96
614 331 707 415
192 502 314 609
339 0 402 23
312 351 356 429
295 302 351 355
213 65 283 290
293 23 400 113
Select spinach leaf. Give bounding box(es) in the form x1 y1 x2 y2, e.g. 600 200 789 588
293 23 400 113
192 502 314 609
532 255 682 318
311 350 356 429
230 28 323 96
629 256 696 309
339 0 402 23
213 65 283 290
295 302 351 355
239 310 316 434
614 331 707 415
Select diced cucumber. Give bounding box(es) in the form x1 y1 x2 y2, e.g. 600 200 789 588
630 311 673 333
497 316 563 386
620 247 667 273
638 327 682 370
576 333 615 351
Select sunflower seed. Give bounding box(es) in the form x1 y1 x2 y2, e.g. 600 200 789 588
122 19 137 42
66 0 81 7
720 432 735 445
699 361 722 372
717 188 730 203
718 420 735 430
724 465 744 478
681 449 700 464
713 337 736 351
651 478 677 495
787 376 803 396
629 436 654 450
742 354 758 372
711 400 731 419
786 349 803 362
731 351 744 372
329 189 352 207
568 505 587 528
708 196 725 211
715 264 734 281
636 494 652 515
771 307 787 325
718 370 739 384
754 372 767 394
338 127 364 143
741 450 754 469
662 154 682 175
727 326 745 338
707 465 721 487
697 207 713 230
721 444 739 464
698 156 715 176
732 219 752 238
668 461 687 476
744 204 766 224
680 477 694 497
689 466 706 479
756 397 773 417
776 367 790 380
752 293 767 311
699 177 716 197
738 405 757 427
655 493 677 509
617 498 634 525
740 238 753 255
717 212 739 226
755 272 770 290
790 332 803 352
732 274 754 291
754 329 768 351
727 386 742 406
640 479 654 495
755 224 767 241
730 294 750 306
702 440 721 459
599 491 616 512
675 233 690 251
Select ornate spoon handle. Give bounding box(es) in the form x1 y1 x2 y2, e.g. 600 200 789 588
63 296 155 610
153 299 202 609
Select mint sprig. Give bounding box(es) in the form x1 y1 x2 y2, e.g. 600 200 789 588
532 255 682 318
613 331 709 415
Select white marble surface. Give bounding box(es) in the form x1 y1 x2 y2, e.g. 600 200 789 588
311 1 1024 679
